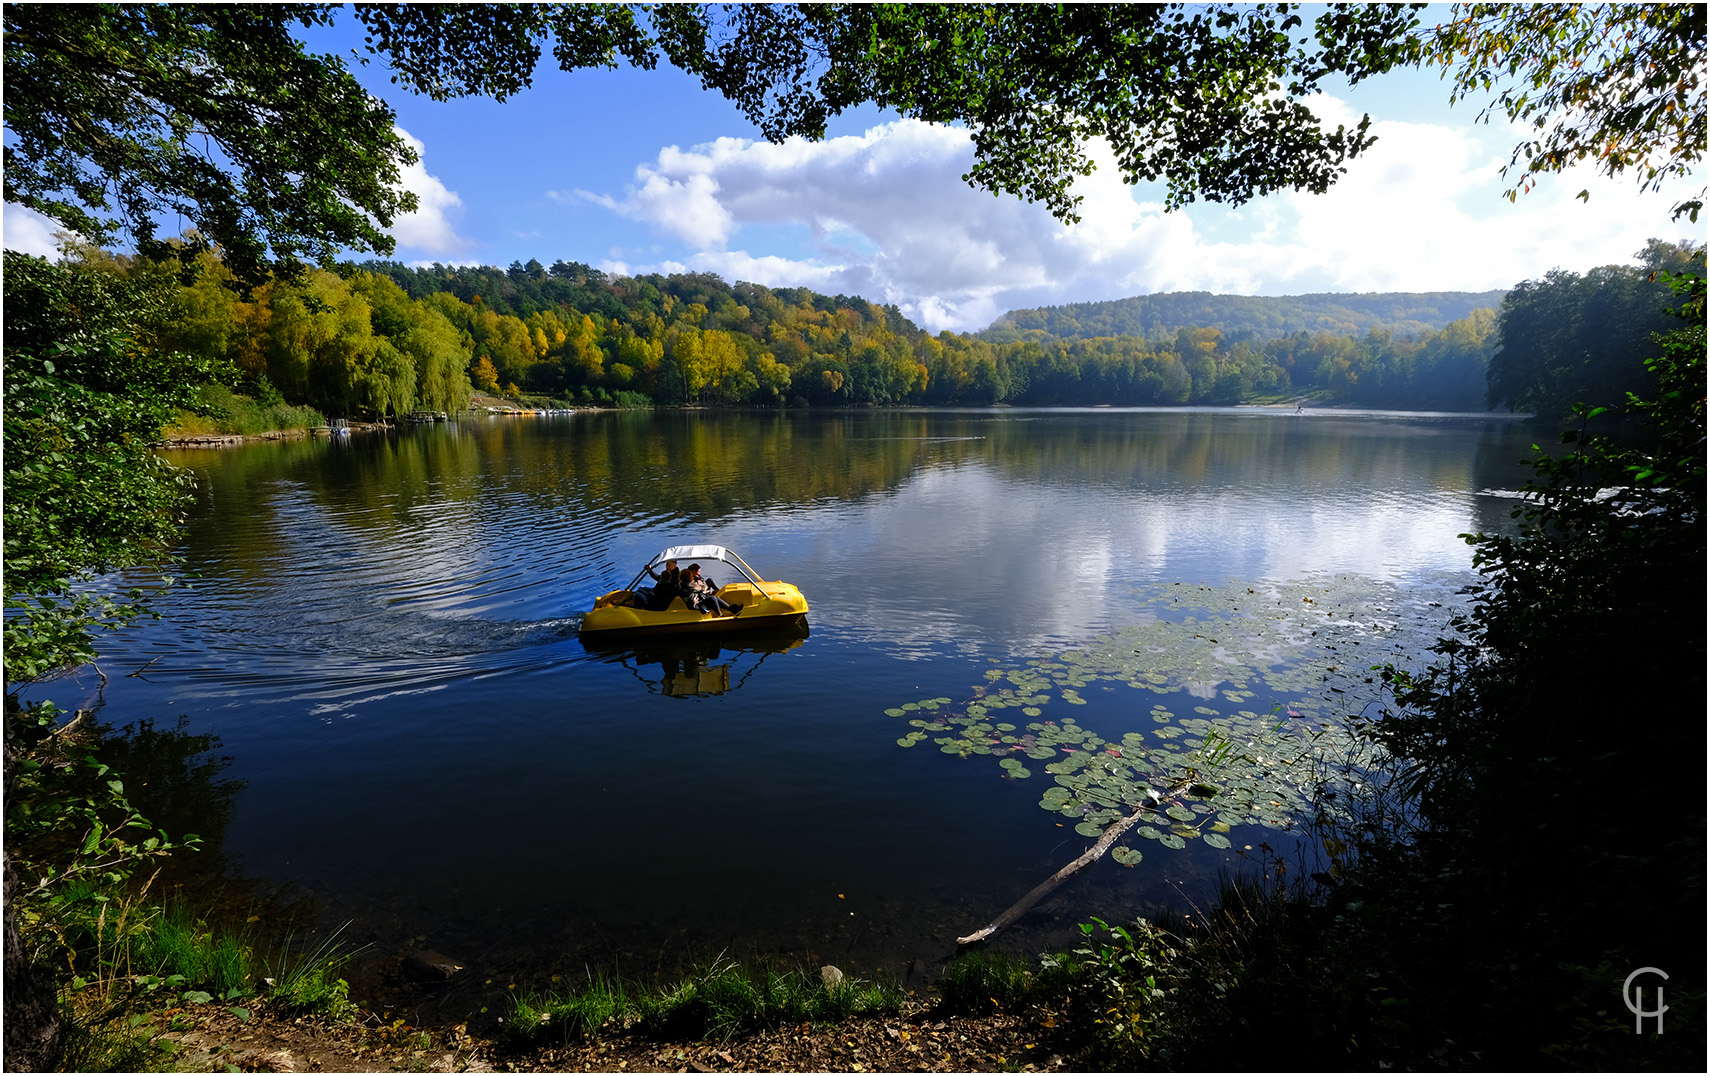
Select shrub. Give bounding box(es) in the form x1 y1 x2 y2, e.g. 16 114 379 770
188 383 325 435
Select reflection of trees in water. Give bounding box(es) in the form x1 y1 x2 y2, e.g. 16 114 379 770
85 715 327 932
92 716 247 887
160 411 1537 562
977 411 1532 496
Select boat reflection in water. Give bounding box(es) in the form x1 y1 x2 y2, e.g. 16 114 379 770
579 623 809 698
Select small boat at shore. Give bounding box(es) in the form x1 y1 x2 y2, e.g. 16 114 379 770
579 545 809 637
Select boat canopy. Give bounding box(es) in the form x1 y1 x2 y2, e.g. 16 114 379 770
624 546 771 596
655 544 735 563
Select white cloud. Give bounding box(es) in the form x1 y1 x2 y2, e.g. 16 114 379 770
388 128 475 257
2 203 68 258
586 109 1698 333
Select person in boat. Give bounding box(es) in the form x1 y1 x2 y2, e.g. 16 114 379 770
680 563 740 617
639 559 680 610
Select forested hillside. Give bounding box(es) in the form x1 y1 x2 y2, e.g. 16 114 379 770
334 258 1508 411
112 240 1695 425
982 289 1511 343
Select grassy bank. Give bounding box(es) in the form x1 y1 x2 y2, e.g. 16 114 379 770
164 382 326 438
501 959 905 1048
37 898 368 1071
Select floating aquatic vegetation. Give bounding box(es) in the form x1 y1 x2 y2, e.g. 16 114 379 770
887 576 1466 864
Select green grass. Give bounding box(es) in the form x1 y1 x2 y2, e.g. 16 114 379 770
55 1014 180 1073
174 383 327 436
937 949 1037 1012
263 921 368 1019
505 958 905 1047
130 902 255 999
510 970 631 1043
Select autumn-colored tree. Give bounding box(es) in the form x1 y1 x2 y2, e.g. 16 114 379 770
470 355 500 392
753 351 793 401
565 313 605 383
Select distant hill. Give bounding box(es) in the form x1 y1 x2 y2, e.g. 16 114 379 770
981 290 1510 343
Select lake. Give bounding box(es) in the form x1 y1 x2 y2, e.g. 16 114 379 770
64 407 1537 1002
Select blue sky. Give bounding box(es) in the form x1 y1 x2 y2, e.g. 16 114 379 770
5 6 1700 333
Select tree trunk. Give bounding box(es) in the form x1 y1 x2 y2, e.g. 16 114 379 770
957 802 1154 945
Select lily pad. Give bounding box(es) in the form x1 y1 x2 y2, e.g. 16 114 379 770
883 575 1459 861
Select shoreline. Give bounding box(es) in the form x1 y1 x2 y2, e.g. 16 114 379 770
158 401 1528 449
160 420 394 448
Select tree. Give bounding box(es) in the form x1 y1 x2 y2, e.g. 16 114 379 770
470 355 501 393
346 4 1704 224
398 307 475 412
3 4 416 283
346 3 1422 223
1415 3 1706 220
2 251 225 683
1366 256 1705 1064
261 269 379 416
12 4 1704 271
1486 241 1700 419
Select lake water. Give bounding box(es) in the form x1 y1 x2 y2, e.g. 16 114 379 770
66 407 1536 1004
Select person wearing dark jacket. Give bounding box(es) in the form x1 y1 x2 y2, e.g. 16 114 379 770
643 559 680 610
680 563 740 617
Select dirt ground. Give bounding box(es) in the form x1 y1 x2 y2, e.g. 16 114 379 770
155 999 1080 1073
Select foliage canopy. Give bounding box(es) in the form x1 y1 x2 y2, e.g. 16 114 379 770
1486 238 1701 418
352 3 1426 222
1415 2 1706 220
2 251 226 682
11 2 1701 276
2 4 415 284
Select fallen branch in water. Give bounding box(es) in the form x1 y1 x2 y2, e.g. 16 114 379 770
957 795 1175 945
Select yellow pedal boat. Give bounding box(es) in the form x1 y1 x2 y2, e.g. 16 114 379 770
579 545 809 637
